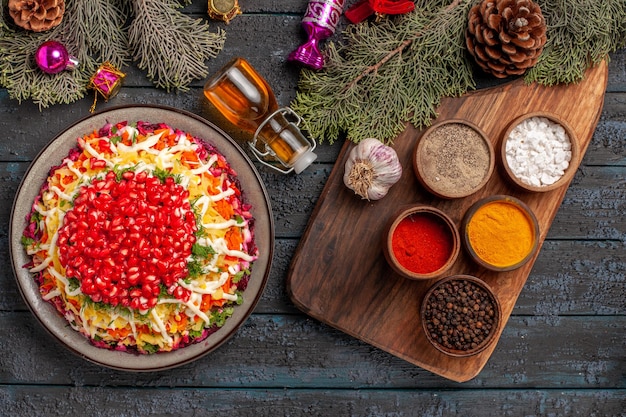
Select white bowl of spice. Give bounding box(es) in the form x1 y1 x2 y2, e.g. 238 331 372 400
414 119 495 199
501 112 579 192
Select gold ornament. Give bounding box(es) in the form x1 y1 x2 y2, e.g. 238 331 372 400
207 0 241 24
88 63 126 113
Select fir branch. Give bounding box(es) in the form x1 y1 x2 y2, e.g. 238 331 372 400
1 0 224 106
343 0 463 92
293 0 475 144
0 0 129 108
525 0 626 85
64 0 130 69
293 0 626 145
129 0 225 92
0 0 8 35
0 24 89 107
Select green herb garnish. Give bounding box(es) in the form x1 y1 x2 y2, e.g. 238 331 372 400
192 243 216 259
187 260 204 278
142 343 160 354
68 277 80 292
21 236 35 248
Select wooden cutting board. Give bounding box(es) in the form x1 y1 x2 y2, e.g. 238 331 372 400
286 62 608 382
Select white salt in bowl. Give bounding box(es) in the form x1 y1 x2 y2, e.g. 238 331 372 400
500 112 579 192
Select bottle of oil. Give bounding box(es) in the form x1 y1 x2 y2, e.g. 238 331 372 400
204 57 317 174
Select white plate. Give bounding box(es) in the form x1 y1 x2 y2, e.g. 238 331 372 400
9 105 274 371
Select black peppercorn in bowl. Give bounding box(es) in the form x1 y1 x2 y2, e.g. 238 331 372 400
420 275 501 357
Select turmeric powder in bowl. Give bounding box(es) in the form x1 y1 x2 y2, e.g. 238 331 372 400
462 195 539 271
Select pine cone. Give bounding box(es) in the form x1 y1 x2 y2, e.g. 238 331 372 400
466 0 547 78
8 0 65 32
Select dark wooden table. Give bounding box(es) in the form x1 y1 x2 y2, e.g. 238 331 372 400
1 2 624 415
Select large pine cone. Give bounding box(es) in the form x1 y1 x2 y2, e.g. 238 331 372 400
466 0 547 78
8 0 65 32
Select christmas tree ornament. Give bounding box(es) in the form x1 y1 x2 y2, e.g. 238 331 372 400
8 0 66 32
288 0 345 70
207 0 241 24
34 40 78 74
345 0 415 24
88 63 126 112
466 0 547 78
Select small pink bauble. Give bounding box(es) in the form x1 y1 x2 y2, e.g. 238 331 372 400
35 41 78 74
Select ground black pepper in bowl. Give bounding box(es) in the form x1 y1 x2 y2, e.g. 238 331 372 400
413 120 494 199
421 275 501 357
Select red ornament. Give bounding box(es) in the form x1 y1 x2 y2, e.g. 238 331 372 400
345 0 415 24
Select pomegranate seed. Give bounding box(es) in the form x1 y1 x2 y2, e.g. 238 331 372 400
90 158 107 169
135 171 148 183
149 234 161 247
143 274 157 284
172 286 184 298
57 170 197 309
142 284 154 298
127 256 139 267
110 215 123 228
127 272 140 286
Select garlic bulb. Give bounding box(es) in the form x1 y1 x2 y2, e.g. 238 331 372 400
343 138 402 200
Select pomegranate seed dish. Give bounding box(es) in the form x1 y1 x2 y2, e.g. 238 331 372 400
21 120 259 354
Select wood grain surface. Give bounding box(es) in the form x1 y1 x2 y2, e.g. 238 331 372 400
0 1 624 415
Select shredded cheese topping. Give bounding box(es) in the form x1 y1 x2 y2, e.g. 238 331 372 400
22 121 258 354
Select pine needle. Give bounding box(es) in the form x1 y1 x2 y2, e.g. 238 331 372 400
0 0 128 108
525 0 626 85
0 0 226 107
292 0 475 145
292 0 626 145
0 3 8 35
66 0 130 69
128 0 225 92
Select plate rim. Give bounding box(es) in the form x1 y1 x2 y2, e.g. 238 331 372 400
9 104 274 372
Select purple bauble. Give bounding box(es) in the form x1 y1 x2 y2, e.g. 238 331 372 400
35 41 78 74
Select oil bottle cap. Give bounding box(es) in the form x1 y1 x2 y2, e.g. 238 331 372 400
293 150 318 174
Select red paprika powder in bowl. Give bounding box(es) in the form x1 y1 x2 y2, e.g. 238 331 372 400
383 205 460 280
